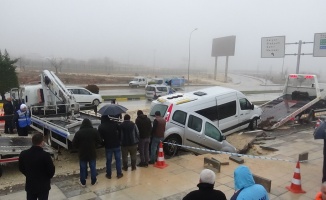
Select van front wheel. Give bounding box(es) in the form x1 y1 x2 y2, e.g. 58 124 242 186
249 118 258 130
163 136 181 156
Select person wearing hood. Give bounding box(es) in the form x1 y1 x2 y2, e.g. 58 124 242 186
231 165 269 200
98 115 123 179
73 119 101 187
183 169 226 200
14 104 31 136
135 110 152 167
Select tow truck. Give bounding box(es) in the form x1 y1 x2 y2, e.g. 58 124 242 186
258 74 326 130
9 70 102 149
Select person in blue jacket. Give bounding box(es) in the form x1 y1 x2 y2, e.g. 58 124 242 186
14 104 31 136
231 165 269 200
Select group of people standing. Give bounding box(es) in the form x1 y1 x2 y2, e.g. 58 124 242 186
3 97 31 136
72 109 166 187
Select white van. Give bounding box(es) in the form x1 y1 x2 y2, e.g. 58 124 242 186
145 85 174 100
149 86 261 154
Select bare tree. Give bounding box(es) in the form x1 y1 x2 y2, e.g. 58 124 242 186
18 57 30 71
47 57 63 73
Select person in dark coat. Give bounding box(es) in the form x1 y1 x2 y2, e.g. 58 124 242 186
19 133 55 200
149 111 166 164
98 115 123 179
183 169 226 200
14 104 31 136
135 110 152 167
3 97 14 134
73 119 101 186
120 114 139 171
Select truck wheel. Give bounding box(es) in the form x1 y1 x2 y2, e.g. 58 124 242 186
163 135 181 156
92 99 100 106
0 166 2 177
249 118 258 130
136 85 139 88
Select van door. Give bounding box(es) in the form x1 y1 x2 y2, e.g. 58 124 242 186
215 95 239 134
238 98 253 129
203 120 223 151
184 113 205 151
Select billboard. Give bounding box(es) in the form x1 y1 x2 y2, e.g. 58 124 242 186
261 36 285 58
211 36 236 57
313 33 326 57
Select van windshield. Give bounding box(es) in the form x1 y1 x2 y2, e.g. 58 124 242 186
150 104 168 117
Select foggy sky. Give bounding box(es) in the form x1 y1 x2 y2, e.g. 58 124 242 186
1 0 326 74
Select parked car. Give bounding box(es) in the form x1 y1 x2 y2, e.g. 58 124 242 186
145 85 174 100
66 86 102 106
129 77 147 88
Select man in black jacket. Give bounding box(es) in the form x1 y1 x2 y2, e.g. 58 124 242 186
19 133 55 200
73 119 101 186
120 114 139 171
3 97 14 134
183 169 226 200
135 110 152 167
98 116 123 179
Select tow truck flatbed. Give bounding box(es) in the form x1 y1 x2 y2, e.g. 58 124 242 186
258 74 323 130
0 135 55 177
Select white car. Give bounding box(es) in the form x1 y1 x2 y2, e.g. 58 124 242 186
66 86 102 106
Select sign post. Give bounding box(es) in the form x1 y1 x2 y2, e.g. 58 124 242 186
211 36 236 82
261 36 286 58
313 33 326 57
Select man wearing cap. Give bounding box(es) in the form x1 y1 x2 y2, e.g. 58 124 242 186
14 104 31 136
183 169 226 200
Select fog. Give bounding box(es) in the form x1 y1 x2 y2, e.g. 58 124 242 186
1 0 326 75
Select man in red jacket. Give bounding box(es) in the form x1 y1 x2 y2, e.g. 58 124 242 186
19 133 55 200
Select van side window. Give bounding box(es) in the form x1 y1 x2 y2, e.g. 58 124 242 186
205 122 222 141
157 87 167 92
188 115 202 132
172 110 187 125
195 106 218 121
239 98 252 110
146 87 155 91
79 89 90 95
218 101 236 120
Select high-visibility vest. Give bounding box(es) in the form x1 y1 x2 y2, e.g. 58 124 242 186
17 110 31 128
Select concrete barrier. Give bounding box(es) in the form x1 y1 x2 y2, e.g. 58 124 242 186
253 174 272 193
204 157 221 172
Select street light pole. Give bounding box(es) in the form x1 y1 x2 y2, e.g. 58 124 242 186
187 28 198 85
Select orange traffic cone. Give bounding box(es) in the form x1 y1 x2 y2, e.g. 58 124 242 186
286 161 306 193
154 141 168 169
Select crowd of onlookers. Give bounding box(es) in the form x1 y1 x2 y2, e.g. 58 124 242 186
72 109 166 187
